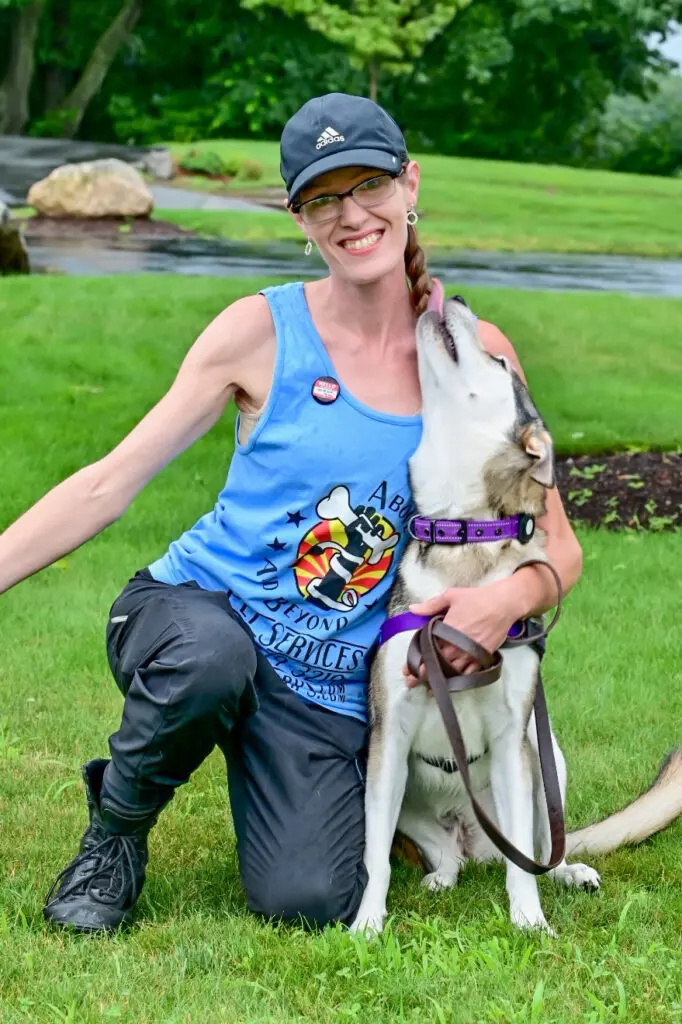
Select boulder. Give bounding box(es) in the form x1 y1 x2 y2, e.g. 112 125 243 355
0 202 30 275
27 158 153 218
142 146 174 181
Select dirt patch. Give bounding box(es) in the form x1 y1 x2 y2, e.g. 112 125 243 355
555 451 681 531
21 215 194 240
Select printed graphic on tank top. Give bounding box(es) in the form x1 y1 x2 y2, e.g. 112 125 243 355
147 281 423 722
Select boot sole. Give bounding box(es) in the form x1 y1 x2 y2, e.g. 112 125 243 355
43 906 133 934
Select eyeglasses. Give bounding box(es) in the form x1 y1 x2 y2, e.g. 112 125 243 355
292 172 401 225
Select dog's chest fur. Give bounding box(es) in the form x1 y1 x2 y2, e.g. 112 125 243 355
370 539 543 812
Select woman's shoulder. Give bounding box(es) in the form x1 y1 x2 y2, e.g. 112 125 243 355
477 319 528 384
204 291 276 354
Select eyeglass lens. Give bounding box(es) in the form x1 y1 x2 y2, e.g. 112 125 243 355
299 175 397 224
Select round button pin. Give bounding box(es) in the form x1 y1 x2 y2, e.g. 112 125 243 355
312 376 340 404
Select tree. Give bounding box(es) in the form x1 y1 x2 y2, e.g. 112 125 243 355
242 0 472 101
391 0 682 164
0 0 144 137
50 0 142 137
0 1 45 134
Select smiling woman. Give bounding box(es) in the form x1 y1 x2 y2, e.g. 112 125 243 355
282 97 433 316
2 91 581 938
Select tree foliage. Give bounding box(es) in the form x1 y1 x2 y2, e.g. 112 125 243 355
0 0 680 174
241 0 472 99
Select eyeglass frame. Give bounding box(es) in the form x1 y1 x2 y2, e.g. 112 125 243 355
290 165 407 223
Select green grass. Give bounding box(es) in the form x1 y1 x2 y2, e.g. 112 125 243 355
1 277 682 1021
162 139 682 256
1 277 680 461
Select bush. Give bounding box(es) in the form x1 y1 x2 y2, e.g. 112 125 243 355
177 149 229 177
236 159 264 182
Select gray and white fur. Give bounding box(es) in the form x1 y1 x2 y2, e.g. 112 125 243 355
351 298 682 935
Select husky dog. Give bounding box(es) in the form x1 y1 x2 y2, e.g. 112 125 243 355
351 297 682 935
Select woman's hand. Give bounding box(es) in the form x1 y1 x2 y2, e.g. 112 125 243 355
403 578 520 687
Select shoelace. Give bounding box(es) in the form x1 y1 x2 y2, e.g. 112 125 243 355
45 833 142 908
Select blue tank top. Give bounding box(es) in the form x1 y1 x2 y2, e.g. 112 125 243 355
147 281 423 721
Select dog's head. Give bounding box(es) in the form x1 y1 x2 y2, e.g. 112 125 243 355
412 297 554 518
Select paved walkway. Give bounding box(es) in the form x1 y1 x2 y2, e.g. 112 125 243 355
149 184 276 213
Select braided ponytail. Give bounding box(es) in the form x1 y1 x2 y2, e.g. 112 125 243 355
404 223 433 317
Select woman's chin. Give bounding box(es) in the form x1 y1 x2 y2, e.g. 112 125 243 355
333 248 403 285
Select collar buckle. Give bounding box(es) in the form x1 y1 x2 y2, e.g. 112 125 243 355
518 514 536 545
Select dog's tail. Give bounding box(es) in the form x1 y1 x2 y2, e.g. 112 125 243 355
566 747 682 857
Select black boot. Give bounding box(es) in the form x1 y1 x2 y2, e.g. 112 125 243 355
43 759 160 933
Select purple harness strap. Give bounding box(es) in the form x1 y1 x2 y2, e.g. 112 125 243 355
378 611 525 647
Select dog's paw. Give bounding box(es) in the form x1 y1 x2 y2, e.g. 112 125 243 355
420 870 459 892
510 904 557 937
349 908 386 936
550 862 601 892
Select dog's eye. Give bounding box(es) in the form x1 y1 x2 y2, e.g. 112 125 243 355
492 354 510 372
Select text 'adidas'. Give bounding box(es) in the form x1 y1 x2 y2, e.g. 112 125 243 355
316 127 345 150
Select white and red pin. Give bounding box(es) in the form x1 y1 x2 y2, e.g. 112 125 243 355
312 376 340 404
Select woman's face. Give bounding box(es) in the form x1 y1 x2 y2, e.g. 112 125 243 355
291 161 420 285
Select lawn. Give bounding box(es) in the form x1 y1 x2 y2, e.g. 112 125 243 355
1 277 682 1022
158 140 682 257
1 278 681 465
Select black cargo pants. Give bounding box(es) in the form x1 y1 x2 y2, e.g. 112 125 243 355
102 569 368 928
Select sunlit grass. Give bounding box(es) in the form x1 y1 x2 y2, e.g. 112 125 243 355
1 276 681 1021
161 140 682 256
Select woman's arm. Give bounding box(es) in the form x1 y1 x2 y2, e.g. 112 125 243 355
477 319 582 618
0 294 274 595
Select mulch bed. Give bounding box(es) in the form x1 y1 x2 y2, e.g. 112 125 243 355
22 215 193 239
555 451 681 531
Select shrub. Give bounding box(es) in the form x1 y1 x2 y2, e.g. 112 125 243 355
236 159 264 182
178 149 229 178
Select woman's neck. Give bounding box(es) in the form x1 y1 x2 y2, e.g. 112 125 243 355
305 266 416 354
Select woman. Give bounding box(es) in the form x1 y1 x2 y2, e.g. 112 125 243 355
2 93 582 933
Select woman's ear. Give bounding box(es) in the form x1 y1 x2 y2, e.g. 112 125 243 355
287 205 308 237
403 159 421 209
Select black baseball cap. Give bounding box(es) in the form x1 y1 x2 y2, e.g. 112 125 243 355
280 92 409 206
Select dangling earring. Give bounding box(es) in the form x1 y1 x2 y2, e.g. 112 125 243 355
406 209 419 226
304 238 313 255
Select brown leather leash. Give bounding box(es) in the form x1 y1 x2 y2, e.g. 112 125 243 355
406 559 566 874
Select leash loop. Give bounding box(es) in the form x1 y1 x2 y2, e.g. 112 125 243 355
410 558 567 874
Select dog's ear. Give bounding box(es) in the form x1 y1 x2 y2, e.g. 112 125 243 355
520 422 555 488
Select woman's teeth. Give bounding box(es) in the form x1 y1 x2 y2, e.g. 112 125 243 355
342 231 382 251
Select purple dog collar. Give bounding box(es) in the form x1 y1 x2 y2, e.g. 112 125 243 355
407 513 535 546
377 611 526 647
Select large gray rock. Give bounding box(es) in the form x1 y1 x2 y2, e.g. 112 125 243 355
27 158 153 218
0 202 30 275
141 146 174 180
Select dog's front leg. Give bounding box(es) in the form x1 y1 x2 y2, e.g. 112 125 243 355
490 728 552 933
350 693 417 935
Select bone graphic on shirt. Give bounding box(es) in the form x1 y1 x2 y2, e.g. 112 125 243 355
304 486 399 612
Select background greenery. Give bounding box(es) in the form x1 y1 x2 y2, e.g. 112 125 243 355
2 276 682 1022
1 0 681 176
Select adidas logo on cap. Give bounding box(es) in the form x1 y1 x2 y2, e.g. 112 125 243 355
316 126 345 150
